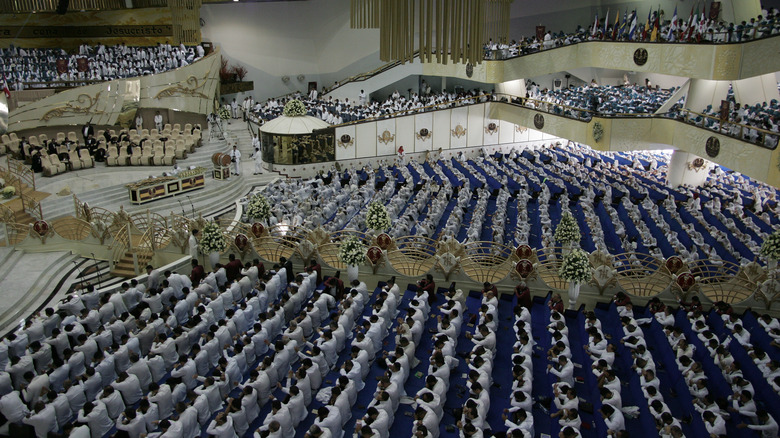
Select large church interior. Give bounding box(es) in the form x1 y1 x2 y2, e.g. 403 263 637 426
0 0 778 437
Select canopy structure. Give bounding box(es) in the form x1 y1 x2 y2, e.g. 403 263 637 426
258 115 329 135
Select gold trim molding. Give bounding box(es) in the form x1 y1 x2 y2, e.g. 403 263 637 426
40 92 104 121
484 122 499 136
451 124 466 138
155 74 209 100
377 129 395 144
415 128 431 141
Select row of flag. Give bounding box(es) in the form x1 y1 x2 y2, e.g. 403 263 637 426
589 2 714 43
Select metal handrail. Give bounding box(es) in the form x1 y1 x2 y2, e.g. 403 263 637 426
110 224 130 268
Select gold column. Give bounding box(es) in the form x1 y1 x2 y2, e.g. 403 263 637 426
169 0 202 45
351 0 380 29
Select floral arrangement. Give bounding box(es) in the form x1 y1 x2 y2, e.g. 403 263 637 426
554 211 581 245
200 221 227 254
246 193 271 221
177 167 208 178
1 186 15 199
283 99 307 117
338 235 366 266
559 248 592 283
365 200 391 232
218 106 231 120
592 121 604 142
760 230 780 260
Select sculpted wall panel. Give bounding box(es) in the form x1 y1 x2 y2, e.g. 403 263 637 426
450 107 469 149
334 125 356 160
375 118 396 156
432 110 451 151
355 122 377 159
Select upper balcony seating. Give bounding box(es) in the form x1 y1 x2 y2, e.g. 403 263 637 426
1 42 206 90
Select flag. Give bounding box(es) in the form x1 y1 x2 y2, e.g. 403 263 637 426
612 10 621 40
618 9 628 37
628 10 638 40
667 6 678 41
699 6 707 34
688 4 700 40
684 4 695 40
0 74 9 99
642 8 652 40
650 10 660 41
591 12 599 37
603 9 610 39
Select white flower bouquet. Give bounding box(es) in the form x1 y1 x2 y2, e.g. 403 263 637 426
365 200 391 232
246 193 271 222
1 186 15 199
760 230 780 260
200 221 227 254
559 248 591 283
554 211 581 245
283 99 307 117
338 235 366 266
218 106 231 120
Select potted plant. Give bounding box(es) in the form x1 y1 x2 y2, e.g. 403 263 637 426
246 193 271 224
365 200 391 234
338 235 366 282
554 211 581 253
760 229 780 272
558 248 591 309
200 221 227 269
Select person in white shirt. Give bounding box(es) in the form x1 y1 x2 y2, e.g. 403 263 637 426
135 114 143 134
702 410 727 436
23 402 56 438
229 145 242 175
738 410 779 438
251 135 264 175
154 111 163 131
189 229 199 261
600 404 625 435
548 355 574 387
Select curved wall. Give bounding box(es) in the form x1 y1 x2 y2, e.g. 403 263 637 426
7 50 221 132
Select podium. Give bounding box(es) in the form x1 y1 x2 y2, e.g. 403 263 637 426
127 167 206 204
213 166 230 180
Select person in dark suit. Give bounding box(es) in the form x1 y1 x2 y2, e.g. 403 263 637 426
225 254 243 283
308 259 322 285
418 274 436 306
280 257 294 283
82 121 94 142
31 151 43 173
482 281 498 296
190 259 205 285
85 134 97 153
515 281 532 309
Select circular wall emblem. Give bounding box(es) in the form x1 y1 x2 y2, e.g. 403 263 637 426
665 256 683 274
419 128 429 137
533 113 545 129
515 260 534 277
633 48 648 66
234 233 248 249
705 136 720 158
33 220 49 236
366 246 383 264
676 272 696 291
251 222 265 237
340 134 351 144
488 122 497 131
515 244 533 260
376 233 392 250
466 63 473 78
